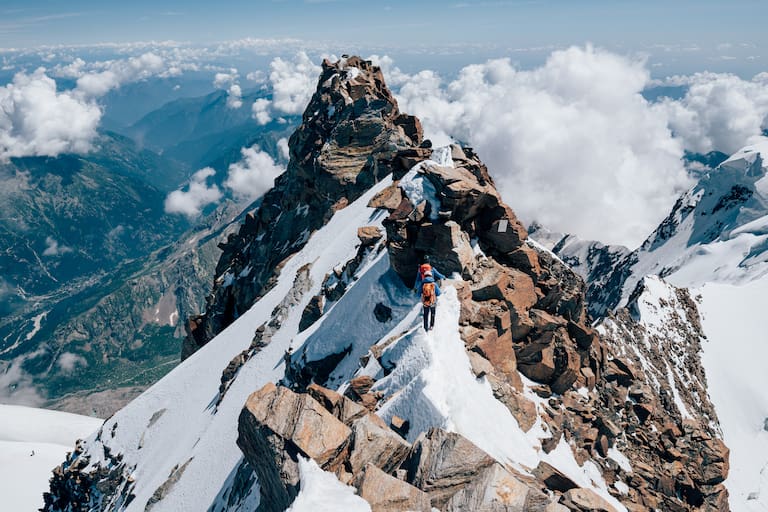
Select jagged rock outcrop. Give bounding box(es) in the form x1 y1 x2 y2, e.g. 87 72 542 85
184 56 423 357
363 121 729 509
237 383 558 511
215 55 729 512
40 55 733 512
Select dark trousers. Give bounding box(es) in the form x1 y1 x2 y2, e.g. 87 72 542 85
423 305 436 331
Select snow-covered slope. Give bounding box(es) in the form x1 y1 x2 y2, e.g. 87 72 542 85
43 56 733 512
617 137 768 307
579 138 768 511
0 405 101 511
51 178 395 511
698 278 768 510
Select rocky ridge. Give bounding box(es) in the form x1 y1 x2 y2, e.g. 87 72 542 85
183 55 424 357
221 58 729 510
43 56 730 512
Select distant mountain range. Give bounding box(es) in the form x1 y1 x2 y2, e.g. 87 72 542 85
0 87 298 414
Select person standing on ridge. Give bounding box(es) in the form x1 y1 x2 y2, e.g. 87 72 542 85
415 256 445 331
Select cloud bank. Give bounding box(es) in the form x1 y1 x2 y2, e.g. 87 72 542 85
658 72 768 154
165 145 284 216
392 46 693 247
252 52 320 125
75 52 167 97
0 69 101 161
213 70 243 109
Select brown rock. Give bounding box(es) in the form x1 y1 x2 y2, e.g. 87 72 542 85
414 221 475 276
506 245 542 276
368 183 404 210
560 488 617 512
487 375 537 431
349 375 375 397
421 164 498 222
394 114 424 145
475 329 522 389
445 463 551 512
306 383 368 426
517 343 557 383
467 350 494 378
532 461 578 492
239 383 350 466
551 344 582 395
580 367 596 390
478 205 528 254
404 428 495 509
596 435 610 457
358 225 384 246
236 384 353 511
348 414 411 475
530 309 566 333
359 392 380 411
390 415 410 438
567 321 599 350
358 463 431 512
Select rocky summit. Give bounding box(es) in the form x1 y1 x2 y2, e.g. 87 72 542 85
183 56 423 358
43 56 730 512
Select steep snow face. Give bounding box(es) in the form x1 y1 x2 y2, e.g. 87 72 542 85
60 178 396 512
0 405 101 511
697 277 768 512
600 137 768 312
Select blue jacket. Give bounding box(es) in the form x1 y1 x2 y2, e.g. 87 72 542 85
420 276 441 299
415 266 445 291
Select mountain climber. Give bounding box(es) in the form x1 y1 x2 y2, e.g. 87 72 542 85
415 256 445 331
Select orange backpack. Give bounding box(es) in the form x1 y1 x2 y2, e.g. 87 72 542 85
422 282 436 307
419 263 432 280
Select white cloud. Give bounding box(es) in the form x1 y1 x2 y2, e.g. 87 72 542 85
164 167 222 218
57 352 86 375
269 51 320 116
657 71 768 154
42 236 72 256
277 137 290 161
213 70 237 89
0 68 102 161
252 98 272 125
227 83 243 109
392 46 691 247
246 70 266 83
213 69 243 109
248 52 320 124
75 52 165 97
224 145 284 201
0 351 45 406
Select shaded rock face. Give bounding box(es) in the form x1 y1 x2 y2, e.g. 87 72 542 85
184 56 423 356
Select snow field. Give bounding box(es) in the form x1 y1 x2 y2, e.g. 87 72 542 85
698 277 768 512
0 404 102 511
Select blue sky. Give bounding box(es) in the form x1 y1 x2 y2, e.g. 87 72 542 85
0 0 766 76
